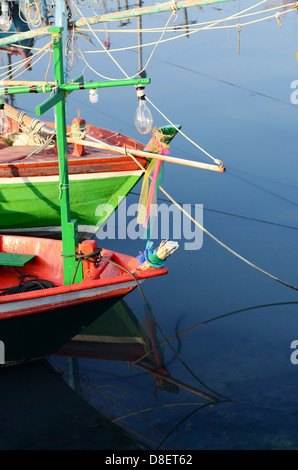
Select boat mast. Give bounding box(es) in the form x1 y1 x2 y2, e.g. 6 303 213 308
45 1 150 285
51 26 82 285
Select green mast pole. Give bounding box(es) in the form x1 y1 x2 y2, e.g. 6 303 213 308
51 26 83 285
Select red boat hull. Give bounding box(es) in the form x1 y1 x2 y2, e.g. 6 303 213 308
0 235 167 365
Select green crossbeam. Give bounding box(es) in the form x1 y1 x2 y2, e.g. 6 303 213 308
35 74 84 116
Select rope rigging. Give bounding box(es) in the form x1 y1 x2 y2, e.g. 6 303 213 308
2 0 298 293
0 267 56 296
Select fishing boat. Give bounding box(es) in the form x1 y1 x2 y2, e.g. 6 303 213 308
0 1 181 366
0 235 169 365
0 0 229 367
0 103 179 239
0 0 225 241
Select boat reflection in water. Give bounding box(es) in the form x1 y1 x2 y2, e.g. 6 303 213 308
55 299 180 395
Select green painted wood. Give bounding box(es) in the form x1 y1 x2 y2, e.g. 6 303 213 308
60 78 151 91
0 85 53 95
0 174 142 230
35 90 64 116
0 26 51 49
51 27 83 285
35 76 149 116
0 253 35 266
35 74 84 115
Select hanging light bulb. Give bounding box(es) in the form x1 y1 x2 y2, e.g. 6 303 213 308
0 1 12 32
0 97 8 136
134 85 153 135
89 88 98 104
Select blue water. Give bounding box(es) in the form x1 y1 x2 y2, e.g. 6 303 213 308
16 0 298 449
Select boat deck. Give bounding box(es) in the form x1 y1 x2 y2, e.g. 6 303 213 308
0 123 148 176
0 235 142 295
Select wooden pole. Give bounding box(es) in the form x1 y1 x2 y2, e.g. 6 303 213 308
1 80 55 86
0 0 235 48
0 26 51 49
4 103 54 135
67 136 226 172
74 0 235 28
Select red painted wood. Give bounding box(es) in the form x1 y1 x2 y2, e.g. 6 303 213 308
0 121 148 177
0 235 168 319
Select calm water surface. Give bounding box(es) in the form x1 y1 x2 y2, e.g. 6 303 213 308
15 0 298 450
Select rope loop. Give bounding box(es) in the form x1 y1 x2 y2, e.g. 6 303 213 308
30 118 39 130
169 0 178 12
58 183 69 199
17 111 25 129
62 248 102 262
63 248 102 284
51 32 62 43
275 12 282 27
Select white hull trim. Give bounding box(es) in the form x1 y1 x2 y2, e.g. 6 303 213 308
0 279 143 315
0 170 144 185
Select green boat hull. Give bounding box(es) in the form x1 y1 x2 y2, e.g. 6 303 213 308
0 122 181 237
0 172 142 232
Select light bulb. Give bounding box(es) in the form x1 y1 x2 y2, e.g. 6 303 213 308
134 85 153 135
0 102 8 135
0 2 12 32
89 88 98 104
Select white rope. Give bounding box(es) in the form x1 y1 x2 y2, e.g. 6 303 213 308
76 1 282 165
73 2 130 79
146 97 221 165
78 1 296 36
18 0 43 29
0 41 52 80
73 1 177 80
81 130 298 291
76 0 286 55
0 47 50 81
126 151 298 292
80 2 296 56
